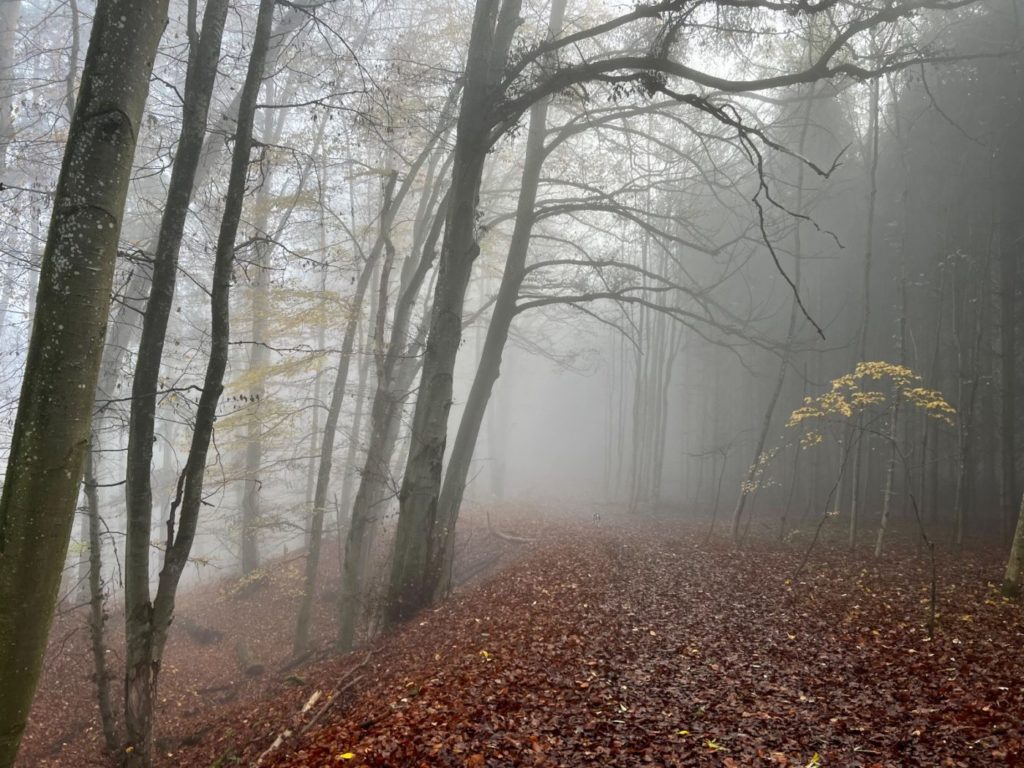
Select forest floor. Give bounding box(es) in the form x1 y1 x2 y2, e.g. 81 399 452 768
17 509 1024 767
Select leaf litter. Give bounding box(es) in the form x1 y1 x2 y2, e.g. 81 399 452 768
18 517 1024 767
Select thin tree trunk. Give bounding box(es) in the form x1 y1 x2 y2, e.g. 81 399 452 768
0 0 21 177
293 251 380 655
339 323 373 531
78 262 151 744
84 448 118 751
730 84 815 543
875 269 907 558
954 273 983 549
123 1 264 763
1000 220 1019 537
240 100 308 573
851 73 881 548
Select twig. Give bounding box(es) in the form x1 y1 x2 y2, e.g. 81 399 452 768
485 507 535 545
299 674 365 736
256 652 372 765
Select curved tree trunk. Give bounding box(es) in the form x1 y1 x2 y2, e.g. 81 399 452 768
430 0 566 594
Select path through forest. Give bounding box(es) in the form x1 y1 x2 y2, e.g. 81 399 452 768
20 517 1024 767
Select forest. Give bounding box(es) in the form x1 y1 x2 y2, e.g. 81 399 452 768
0 0 1023 765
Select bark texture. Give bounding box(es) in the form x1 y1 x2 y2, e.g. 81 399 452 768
386 0 522 626
1004 492 1024 597
0 1 168 763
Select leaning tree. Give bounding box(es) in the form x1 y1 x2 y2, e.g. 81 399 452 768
0 1 169 764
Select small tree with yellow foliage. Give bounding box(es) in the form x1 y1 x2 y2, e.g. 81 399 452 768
789 362 954 535
789 361 955 445
789 362 955 635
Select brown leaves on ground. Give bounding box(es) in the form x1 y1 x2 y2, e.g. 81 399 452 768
20 518 1024 767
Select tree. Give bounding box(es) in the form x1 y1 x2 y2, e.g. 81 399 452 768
1004 491 1024 597
387 0 982 625
0 0 169 763
430 0 566 593
121 0 263 762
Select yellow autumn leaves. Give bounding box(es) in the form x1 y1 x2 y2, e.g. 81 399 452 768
788 361 955 447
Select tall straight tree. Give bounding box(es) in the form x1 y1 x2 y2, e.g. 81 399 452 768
0 1 169 764
120 0 233 762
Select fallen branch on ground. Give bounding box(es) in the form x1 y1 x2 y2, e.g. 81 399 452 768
256 651 372 765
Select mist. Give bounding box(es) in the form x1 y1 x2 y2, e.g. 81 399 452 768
1 0 1023 765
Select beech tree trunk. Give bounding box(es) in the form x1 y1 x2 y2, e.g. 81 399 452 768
336 180 449 650
431 0 566 593
386 0 522 627
0 1 169 763
122 0 259 763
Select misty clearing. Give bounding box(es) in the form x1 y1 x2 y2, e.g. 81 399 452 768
0 0 1022 766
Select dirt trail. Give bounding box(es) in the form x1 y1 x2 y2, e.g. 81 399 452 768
20 520 1024 767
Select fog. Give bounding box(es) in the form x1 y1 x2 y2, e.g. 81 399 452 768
1 0 1023 764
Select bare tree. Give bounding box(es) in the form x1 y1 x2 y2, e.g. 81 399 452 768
122 0 268 762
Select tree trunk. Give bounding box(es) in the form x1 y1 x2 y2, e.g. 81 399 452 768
240 100 300 574
1003 491 1024 597
339 329 372 533
850 73 881 551
84 448 118 751
337 183 450 649
298 97 455 653
875 274 907 558
123 1 263 763
293 249 381 656
0 1 169 763
730 83 815 543
0 0 20 177
1000 219 1019 537
430 0 565 592
386 0 525 627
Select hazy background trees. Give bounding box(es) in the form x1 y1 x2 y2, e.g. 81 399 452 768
0 0 1020 764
